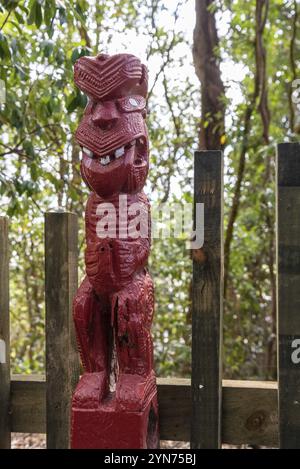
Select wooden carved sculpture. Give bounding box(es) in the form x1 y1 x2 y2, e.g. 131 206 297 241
71 53 159 449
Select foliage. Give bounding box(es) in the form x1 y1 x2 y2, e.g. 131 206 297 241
221 0 300 379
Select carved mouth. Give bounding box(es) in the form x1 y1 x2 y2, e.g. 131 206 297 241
81 137 146 167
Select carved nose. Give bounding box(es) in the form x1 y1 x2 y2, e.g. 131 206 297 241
92 104 119 130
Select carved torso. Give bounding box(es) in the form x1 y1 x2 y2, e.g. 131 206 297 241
85 191 150 295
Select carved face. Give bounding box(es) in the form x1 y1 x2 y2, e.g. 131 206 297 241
74 53 149 198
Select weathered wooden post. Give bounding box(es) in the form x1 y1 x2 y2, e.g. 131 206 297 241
45 211 80 448
277 142 300 448
70 53 159 449
191 150 223 449
0 216 10 449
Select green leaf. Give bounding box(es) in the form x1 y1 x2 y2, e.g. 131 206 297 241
34 1 43 28
27 0 37 25
54 49 65 65
71 47 90 65
30 163 39 181
14 10 25 24
41 39 54 57
66 92 81 113
23 140 35 158
0 32 11 59
9 20 23 34
10 108 22 128
2 0 19 9
71 47 91 64
27 0 43 28
44 0 56 27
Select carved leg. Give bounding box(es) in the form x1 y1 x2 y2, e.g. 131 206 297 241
109 270 159 447
114 270 157 410
72 276 111 408
115 269 154 375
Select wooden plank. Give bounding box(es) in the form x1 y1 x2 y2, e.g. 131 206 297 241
191 150 223 448
10 375 45 433
0 217 10 448
222 380 278 447
277 142 300 448
158 378 191 441
10 376 278 446
45 212 80 449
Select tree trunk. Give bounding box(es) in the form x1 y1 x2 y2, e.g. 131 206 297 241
193 0 225 150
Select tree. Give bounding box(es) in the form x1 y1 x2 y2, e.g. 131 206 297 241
193 0 225 150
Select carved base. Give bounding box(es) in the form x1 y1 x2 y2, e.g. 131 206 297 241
71 373 159 449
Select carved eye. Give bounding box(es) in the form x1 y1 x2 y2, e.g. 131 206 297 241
117 96 146 113
129 98 138 107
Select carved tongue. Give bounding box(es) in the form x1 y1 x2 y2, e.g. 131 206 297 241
124 141 136 167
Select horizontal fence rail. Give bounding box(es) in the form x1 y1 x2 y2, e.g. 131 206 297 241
10 375 278 447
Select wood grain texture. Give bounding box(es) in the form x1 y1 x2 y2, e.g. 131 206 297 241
277 143 300 448
222 380 278 447
45 212 80 449
0 217 10 448
191 151 223 448
10 376 278 446
10 375 45 434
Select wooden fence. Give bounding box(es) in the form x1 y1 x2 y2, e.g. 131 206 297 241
0 143 300 449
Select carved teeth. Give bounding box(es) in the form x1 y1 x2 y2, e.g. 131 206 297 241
83 147 93 157
100 156 110 165
91 140 140 166
115 147 125 158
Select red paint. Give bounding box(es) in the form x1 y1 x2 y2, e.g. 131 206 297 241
71 53 159 449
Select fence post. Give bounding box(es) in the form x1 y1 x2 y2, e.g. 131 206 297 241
45 211 80 449
0 216 10 449
277 142 300 448
191 150 224 449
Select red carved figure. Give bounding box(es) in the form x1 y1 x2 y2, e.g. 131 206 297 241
71 53 159 449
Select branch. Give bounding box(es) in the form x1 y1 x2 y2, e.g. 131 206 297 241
0 9 12 31
256 0 270 144
162 73 181 138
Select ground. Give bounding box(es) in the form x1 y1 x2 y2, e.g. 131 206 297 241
11 434 251 449
11 433 190 449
